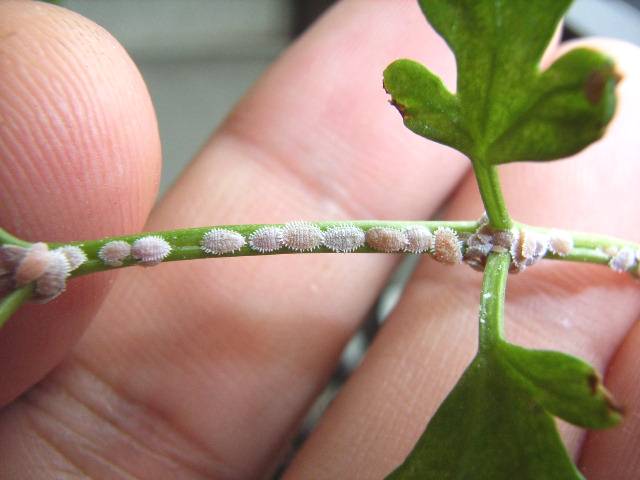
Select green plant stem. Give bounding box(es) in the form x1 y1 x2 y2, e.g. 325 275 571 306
471 161 512 230
478 251 511 351
0 284 32 328
517 222 640 268
3 221 639 281
0 228 31 247
56 220 479 277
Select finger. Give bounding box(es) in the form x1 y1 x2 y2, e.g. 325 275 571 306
0 0 160 406
576 41 640 478
0 0 470 477
285 38 640 478
579 319 640 479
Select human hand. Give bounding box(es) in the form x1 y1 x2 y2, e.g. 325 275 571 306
0 1 639 478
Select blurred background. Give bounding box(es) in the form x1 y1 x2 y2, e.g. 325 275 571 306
54 0 640 476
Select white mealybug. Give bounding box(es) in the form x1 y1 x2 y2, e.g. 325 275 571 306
131 236 172 266
609 247 637 273
15 242 51 286
548 229 574 256
98 240 132 267
55 246 87 271
282 222 324 252
404 226 433 254
433 227 463 264
201 229 246 255
365 227 406 253
249 227 283 253
323 224 365 253
511 229 549 272
33 250 71 302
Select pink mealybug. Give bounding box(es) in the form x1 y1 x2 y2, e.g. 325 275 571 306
433 227 463 264
201 229 246 255
15 242 50 286
33 250 71 302
282 222 324 252
131 236 172 266
365 227 406 253
249 227 283 253
548 229 574 256
98 240 132 267
323 224 365 253
511 229 549 272
404 226 433 254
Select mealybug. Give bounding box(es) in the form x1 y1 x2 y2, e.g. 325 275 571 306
433 227 463 264
404 226 433 254
249 227 283 253
33 250 71 302
282 222 324 252
323 224 365 253
201 229 246 255
511 229 549 272
131 236 172 266
56 246 87 271
365 227 406 253
609 247 636 273
98 240 132 267
15 243 50 286
548 230 574 256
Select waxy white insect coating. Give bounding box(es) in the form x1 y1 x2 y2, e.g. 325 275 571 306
323 225 365 253
249 227 283 253
365 227 406 252
34 250 71 302
433 227 463 264
404 226 433 254
609 247 637 273
56 246 87 271
511 229 548 272
201 229 246 255
282 222 324 252
131 236 172 266
548 230 574 256
14 242 50 286
98 240 132 267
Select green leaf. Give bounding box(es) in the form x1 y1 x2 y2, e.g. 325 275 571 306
498 343 622 429
383 59 472 155
386 344 620 479
383 0 619 165
486 49 618 163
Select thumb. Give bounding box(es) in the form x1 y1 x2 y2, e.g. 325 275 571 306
0 0 160 406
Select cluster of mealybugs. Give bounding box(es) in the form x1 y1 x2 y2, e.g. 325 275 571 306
12 217 640 305
0 243 86 302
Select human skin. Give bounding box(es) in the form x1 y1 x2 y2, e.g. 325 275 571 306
0 0 639 478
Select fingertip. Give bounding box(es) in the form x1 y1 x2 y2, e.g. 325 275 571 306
0 0 161 238
0 0 161 405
